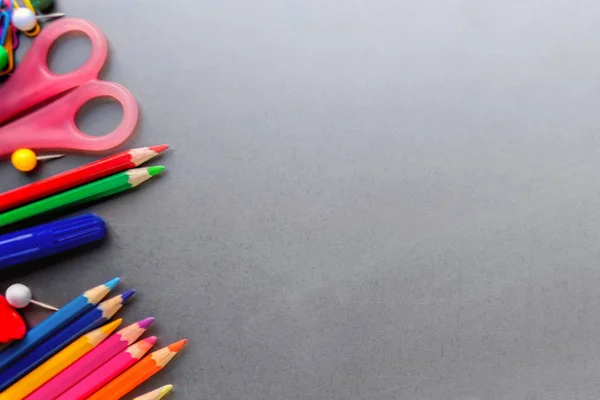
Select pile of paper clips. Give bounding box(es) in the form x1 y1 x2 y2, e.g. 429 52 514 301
0 0 63 76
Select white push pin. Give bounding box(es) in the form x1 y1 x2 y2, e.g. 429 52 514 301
11 8 65 32
5 284 58 311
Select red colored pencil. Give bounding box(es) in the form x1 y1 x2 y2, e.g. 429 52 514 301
0 145 168 212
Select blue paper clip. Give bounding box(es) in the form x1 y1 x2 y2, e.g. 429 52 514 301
0 6 10 46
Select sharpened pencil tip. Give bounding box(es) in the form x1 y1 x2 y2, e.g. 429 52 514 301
138 317 155 329
121 289 136 302
168 339 188 352
149 144 169 154
147 166 165 176
102 318 123 332
159 385 174 398
145 336 158 345
104 277 120 290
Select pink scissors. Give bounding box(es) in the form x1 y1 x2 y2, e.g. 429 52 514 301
0 18 138 157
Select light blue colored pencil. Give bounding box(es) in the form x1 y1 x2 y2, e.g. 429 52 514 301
0 290 135 390
0 277 119 372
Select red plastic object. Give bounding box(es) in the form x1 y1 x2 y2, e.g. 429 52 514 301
0 295 26 343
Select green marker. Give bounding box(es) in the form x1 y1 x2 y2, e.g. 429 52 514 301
0 166 164 227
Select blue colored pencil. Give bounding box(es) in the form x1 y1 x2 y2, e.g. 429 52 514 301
0 278 119 373
0 290 134 390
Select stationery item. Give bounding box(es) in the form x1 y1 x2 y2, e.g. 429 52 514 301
10 16 17 48
11 0 41 36
86 339 187 400
57 336 158 400
0 5 8 41
0 19 13 75
11 8 64 32
0 18 139 157
134 384 174 400
0 145 168 212
0 214 107 269
11 148 65 172
0 4 8 70
0 166 165 227
0 43 6 70
6 284 57 310
26 317 155 400
0 295 26 343
0 278 119 372
0 0 13 73
0 290 134 390
0 319 122 400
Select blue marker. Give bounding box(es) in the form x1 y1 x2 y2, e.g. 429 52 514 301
0 213 106 269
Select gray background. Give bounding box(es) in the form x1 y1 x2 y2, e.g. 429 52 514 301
1 0 600 399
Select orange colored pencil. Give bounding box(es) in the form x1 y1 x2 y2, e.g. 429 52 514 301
55 337 157 400
86 339 187 400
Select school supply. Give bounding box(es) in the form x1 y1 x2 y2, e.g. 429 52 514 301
0 2 9 70
0 214 107 268
0 290 133 390
0 167 164 227
134 385 174 400
0 319 122 400
26 318 154 400
57 336 158 400
0 18 138 156
6 283 58 310
86 339 187 400
0 145 167 211
0 278 119 372
11 148 64 172
10 7 63 32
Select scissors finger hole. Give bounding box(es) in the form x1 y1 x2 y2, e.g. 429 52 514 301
47 32 92 75
75 97 124 137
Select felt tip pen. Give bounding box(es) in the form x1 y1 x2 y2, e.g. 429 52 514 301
0 213 106 269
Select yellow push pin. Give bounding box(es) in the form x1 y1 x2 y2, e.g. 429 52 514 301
11 148 65 172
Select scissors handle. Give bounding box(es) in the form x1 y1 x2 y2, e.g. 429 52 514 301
0 80 139 157
0 18 107 124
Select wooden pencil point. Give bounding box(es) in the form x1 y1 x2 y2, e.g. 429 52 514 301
168 339 188 352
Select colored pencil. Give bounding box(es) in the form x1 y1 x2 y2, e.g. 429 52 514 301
0 290 134 390
134 384 174 400
27 317 155 400
57 336 158 400
0 319 122 400
0 166 165 227
86 339 187 400
0 278 119 372
0 145 168 212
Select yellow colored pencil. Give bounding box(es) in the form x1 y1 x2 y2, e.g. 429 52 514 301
133 384 174 400
0 319 122 400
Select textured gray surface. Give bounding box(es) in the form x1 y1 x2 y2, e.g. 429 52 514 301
2 0 600 399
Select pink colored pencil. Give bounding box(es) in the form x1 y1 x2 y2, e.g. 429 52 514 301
55 336 157 400
26 318 155 400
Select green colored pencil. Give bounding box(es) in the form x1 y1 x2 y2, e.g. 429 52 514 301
0 166 164 227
